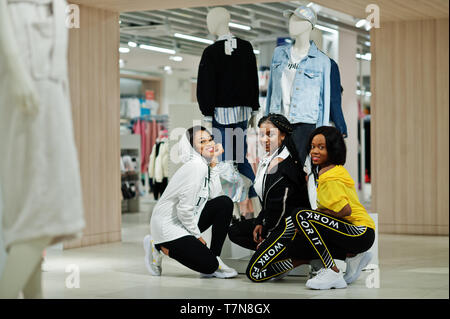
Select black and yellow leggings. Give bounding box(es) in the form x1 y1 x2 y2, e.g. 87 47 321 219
246 209 375 282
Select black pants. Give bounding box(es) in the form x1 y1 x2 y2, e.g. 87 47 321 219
155 196 233 274
291 123 316 167
246 209 375 282
228 218 260 251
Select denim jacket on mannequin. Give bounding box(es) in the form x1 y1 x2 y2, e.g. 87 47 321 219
265 41 331 127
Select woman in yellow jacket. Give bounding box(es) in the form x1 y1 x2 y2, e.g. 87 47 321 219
246 126 375 290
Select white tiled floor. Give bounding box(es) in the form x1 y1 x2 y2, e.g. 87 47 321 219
43 198 449 299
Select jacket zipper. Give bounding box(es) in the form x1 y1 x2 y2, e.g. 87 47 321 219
263 176 284 215
268 187 289 233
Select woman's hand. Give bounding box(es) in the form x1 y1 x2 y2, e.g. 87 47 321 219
253 225 263 244
198 237 207 245
318 204 351 218
210 143 224 168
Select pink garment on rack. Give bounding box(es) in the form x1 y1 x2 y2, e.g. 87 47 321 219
133 119 146 173
142 121 151 173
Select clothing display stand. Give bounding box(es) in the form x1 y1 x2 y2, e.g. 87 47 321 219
120 134 141 213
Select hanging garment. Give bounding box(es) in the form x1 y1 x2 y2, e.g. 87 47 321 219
329 58 347 137
266 41 331 127
0 0 85 249
197 35 260 117
148 141 169 184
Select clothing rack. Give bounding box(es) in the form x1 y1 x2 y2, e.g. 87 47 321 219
120 94 145 99
130 114 169 123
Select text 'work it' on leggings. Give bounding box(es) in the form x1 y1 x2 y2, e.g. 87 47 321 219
246 209 375 282
155 196 233 274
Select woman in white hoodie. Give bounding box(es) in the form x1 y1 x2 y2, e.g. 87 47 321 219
144 126 237 278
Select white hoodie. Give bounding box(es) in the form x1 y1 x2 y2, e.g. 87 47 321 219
150 132 223 245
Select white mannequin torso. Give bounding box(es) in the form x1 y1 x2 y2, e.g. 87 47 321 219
281 16 313 118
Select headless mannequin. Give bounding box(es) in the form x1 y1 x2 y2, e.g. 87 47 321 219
204 7 261 218
0 0 51 298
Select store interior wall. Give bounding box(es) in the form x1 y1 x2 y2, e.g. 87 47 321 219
371 18 449 235
339 29 358 188
65 4 122 249
64 0 448 252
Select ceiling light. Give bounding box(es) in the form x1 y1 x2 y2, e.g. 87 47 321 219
169 56 183 62
174 33 214 44
128 41 137 47
164 66 173 74
315 24 338 34
306 2 314 7
119 47 130 53
228 22 251 31
356 53 371 61
253 50 260 55
139 44 176 55
355 19 367 28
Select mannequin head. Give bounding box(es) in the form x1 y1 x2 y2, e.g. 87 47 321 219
289 14 313 38
206 7 230 36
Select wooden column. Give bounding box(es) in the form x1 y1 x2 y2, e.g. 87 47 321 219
371 18 449 235
65 5 121 248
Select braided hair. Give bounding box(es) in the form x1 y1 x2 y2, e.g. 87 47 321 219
258 113 301 166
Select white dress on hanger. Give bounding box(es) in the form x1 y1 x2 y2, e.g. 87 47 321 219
0 0 85 249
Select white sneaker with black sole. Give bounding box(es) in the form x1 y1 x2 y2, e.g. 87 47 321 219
343 251 373 284
201 257 238 279
143 234 162 276
306 268 347 290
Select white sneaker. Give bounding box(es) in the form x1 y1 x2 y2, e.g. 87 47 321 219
306 268 347 290
143 235 162 276
309 259 324 278
201 257 238 279
344 251 373 284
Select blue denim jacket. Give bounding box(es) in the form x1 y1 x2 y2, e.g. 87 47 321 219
265 41 331 127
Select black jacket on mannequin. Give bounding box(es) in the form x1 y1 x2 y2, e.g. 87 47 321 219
196 37 260 116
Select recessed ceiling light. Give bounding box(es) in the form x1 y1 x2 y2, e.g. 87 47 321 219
174 33 214 44
315 24 338 34
139 44 176 55
253 50 260 55
228 22 251 31
355 19 367 28
119 47 130 53
169 56 183 62
128 41 137 48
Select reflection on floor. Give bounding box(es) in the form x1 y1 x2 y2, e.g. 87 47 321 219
43 197 449 299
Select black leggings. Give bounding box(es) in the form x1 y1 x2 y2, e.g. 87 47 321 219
156 196 233 274
246 209 375 282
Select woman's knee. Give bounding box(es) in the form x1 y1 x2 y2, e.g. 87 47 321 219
202 255 219 274
220 195 234 213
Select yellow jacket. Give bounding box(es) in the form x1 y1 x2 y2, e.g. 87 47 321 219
317 165 375 229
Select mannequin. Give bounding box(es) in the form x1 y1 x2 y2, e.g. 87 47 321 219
0 0 85 298
265 5 331 167
197 7 261 218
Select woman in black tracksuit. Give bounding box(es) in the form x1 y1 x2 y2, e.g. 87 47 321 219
228 114 310 254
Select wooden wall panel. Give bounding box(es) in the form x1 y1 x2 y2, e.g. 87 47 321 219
65 5 121 248
371 18 449 235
